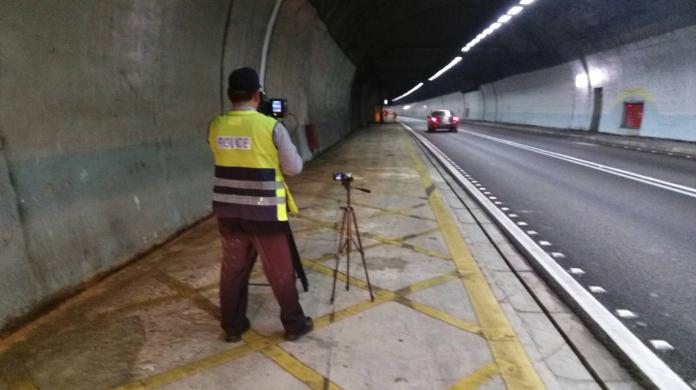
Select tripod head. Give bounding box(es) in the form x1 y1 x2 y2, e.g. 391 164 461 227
333 172 370 206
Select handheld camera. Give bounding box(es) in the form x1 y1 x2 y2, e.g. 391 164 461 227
258 92 287 119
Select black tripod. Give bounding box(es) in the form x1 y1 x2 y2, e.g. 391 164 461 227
331 177 375 303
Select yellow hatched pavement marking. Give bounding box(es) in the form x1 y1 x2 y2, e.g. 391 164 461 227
113 343 258 390
114 273 338 390
405 136 546 390
449 361 500 390
261 346 342 390
296 214 451 260
393 271 459 295
305 261 481 335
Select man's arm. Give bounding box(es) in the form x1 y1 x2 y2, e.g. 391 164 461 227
272 122 303 176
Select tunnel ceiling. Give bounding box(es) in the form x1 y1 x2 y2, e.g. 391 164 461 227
308 0 696 103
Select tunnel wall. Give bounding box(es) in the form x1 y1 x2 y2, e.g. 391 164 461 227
0 0 354 331
265 0 355 157
393 24 696 142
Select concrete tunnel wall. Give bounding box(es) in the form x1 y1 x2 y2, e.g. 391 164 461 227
393 24 696 142
0 0 355 331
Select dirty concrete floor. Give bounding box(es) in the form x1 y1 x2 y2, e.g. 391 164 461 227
0 125 615 389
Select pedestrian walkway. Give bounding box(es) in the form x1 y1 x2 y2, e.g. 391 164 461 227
0 124 638 389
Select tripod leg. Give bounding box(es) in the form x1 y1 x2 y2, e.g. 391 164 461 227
345 208 352 291
331 208 348 304
352 208 374 302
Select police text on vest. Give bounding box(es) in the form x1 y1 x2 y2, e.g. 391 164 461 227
217 136 252 150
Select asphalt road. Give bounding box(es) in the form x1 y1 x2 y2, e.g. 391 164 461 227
401 117 696 385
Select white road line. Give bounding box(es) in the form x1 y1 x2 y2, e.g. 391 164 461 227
527 230 538 235
501 207 510 211
589 286 607 294
551 252 565 258
399 120 691 389
517 221 528 226
508 214 518 218
494 201 503 205
569 268 585 275
649 340 675 351
539 240 552 246
616 309 639 319
460 129 696 199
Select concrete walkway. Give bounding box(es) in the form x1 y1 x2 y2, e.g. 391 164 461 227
0 125 639 389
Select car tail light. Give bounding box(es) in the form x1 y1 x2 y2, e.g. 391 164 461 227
429 117 439 123
452 116 460 123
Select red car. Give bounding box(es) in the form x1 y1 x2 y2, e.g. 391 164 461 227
427 110 459 132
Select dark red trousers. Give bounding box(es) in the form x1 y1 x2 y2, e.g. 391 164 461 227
217 218 306 335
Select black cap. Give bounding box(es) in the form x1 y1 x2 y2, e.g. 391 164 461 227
228 67 261 91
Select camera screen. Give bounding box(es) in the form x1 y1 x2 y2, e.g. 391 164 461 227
271 99 283 114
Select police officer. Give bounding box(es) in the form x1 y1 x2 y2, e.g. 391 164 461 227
208 67 312 342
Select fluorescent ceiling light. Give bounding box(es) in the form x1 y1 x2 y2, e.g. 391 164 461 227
520 0 535 4
462 46 471 52
477 33 487 39
383 99 388 105
428 56 463 81
498 14 512 23
490 22 502 31
393 82 424 101
507 6 524 15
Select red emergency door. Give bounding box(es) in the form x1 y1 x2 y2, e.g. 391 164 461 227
622 102 644 129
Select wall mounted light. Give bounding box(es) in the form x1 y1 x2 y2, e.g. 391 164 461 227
575 73 589 88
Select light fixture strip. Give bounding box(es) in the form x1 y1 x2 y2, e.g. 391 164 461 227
393 82 424 101
392 0 538 102
461 0 535 53
428 56 463 81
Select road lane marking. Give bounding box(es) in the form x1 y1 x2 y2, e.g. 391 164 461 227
589 286 607 294
649 340 674 351
568 268 585 275
399 121 692 389
458 129 696 199
616 310 639 319
550 252 565 259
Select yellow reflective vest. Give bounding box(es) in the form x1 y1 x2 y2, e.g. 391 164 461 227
208 110 298 221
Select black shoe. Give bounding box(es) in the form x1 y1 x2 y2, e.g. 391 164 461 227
225 322 250 343
284 317 313 341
